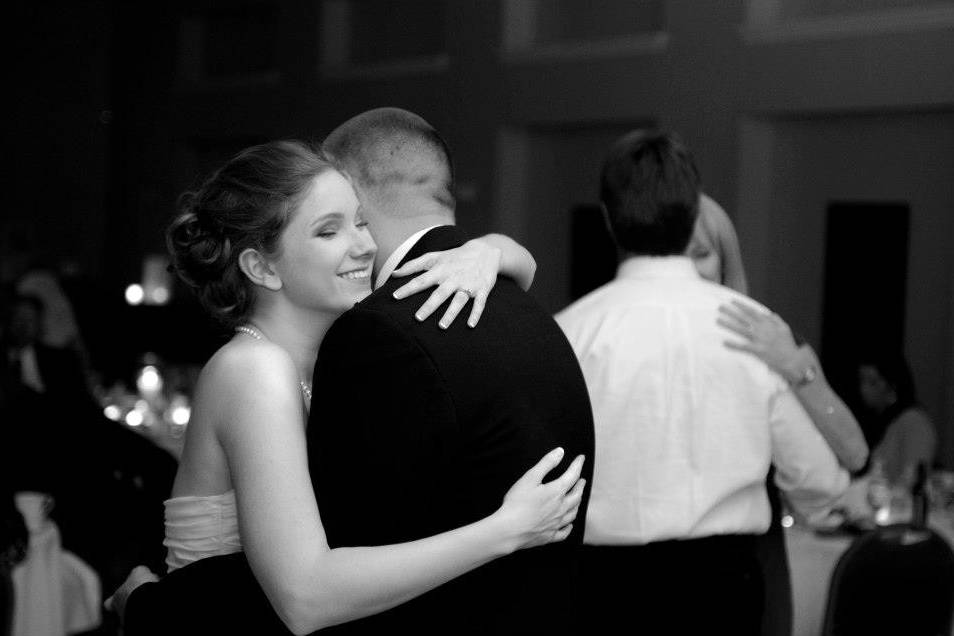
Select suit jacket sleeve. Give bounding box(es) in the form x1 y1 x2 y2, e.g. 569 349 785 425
124 553 289 635
308 305 459 547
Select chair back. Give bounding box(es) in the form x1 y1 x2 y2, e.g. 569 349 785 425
822 523 954 635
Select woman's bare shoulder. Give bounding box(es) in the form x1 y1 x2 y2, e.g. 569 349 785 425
894 406 936 435
193 337 299 418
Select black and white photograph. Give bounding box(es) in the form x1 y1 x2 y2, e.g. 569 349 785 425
5 2 954 635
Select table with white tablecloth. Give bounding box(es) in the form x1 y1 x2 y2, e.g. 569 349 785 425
786 509 954 636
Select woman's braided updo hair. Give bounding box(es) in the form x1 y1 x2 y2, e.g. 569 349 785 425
167 140 339 327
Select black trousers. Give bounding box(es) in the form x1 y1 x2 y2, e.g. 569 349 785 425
580 535 764 635
757 477 793 636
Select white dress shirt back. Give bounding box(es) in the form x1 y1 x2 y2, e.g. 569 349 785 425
556 256 848 546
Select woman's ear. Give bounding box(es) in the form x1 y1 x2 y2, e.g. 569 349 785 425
238 248 282 291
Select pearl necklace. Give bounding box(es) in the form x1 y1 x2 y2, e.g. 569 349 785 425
235 325 313 405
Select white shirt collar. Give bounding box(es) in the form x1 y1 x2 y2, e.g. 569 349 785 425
374 225 443 290
616 255 700 281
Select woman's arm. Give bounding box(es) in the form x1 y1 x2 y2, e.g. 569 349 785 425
218 347 583 635
474 233 536 290
717 300 869 473
391 233 537 328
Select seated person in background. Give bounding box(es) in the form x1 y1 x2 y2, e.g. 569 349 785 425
0 291 176 613
16 267 96 397
857 352 936 487
16 267 84 351
0 480 28 636
1 293 86 493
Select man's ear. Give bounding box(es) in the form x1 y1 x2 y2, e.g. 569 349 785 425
238 248 282 291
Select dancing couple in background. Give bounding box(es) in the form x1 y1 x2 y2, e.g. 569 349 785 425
557 130 858 635
108 108 594 635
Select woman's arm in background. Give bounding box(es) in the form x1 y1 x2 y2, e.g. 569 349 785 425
718 300 869 473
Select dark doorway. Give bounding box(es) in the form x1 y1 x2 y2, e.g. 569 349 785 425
570 204 618 300
821 201 910 414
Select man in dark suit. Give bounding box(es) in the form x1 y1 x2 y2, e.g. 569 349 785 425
120 109 594 635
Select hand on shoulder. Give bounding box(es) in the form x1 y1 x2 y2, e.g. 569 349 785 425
716 298 805 382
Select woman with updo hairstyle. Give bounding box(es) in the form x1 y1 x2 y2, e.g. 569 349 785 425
167 140 336 329
109 140 584 634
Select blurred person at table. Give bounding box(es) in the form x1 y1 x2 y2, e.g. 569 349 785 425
688 194 868 636
0 295 97 635
556 130 849 636
16 266 97 396
16 267 84 351
857 351 936 488
0 290 176 626
0 293 89 493
0 477 29 636
1 292 93 409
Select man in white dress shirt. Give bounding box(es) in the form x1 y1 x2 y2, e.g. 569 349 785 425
555 130 849 635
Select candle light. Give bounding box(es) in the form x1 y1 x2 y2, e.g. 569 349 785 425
170 405 191 426
137 365 163 395
125 284 144 305
125 410 144 427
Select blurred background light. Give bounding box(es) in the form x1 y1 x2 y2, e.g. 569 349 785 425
125 410 144 427
136 366 162 394
125 284 144 305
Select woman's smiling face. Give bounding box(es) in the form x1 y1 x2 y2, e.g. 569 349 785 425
270 169 377 315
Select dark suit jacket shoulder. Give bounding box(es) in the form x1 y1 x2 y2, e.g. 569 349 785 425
310 302 462 546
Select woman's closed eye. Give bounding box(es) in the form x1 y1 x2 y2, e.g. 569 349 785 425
315 223 340 238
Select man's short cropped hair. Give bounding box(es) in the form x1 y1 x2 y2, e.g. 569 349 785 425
599 130 701 256
323 107 455 212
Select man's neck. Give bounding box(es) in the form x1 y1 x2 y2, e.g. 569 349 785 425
371 213 453 278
